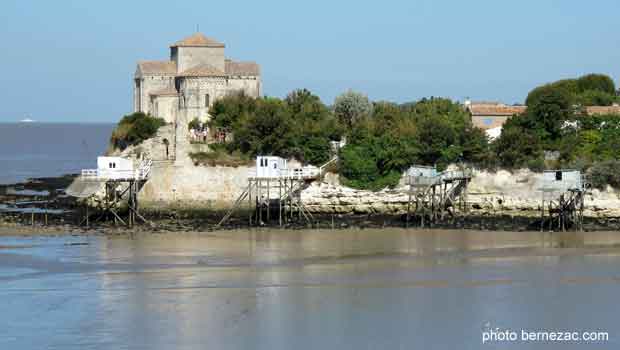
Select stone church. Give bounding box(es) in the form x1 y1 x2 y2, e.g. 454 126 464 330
133 33 262 162
132 33 261 160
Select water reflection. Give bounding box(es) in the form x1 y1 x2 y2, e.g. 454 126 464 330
1 229 619 349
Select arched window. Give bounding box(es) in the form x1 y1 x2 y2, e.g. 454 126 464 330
205 94 210 108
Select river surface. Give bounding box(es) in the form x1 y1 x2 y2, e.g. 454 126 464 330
1 228 619 349
0 123 115 184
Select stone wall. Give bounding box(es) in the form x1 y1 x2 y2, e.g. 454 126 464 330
138 162 251 210
152 95 178 123
136 75 175 114
228 76 261 98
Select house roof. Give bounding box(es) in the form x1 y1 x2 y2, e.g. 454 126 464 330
171 33 225 48
225 59 260 76
468 104 527 116
177 63 227 77
136 61 177 76
585 105 620 116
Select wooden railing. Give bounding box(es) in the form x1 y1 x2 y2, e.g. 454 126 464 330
248 167 320 180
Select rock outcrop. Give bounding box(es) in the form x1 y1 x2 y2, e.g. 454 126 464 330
300 170 620 218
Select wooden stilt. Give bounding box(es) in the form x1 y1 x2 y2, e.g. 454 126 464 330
248 180 253 226
267 180 270 222
406 182 411 228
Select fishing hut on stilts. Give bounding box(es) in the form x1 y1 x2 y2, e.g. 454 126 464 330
218 156 337 227
406 165 473 227
539 170 587 232
66 156 153 228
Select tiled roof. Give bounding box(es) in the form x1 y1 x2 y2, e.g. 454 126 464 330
171 33 225 48
468 104 527 116
225 59 260 76
136 61 177 75
585 106 620 115
149 89 179 97
178 63 226 77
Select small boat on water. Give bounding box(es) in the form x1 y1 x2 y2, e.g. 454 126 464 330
19 117 36 123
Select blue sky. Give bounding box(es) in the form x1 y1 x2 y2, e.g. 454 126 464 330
1 0 618 122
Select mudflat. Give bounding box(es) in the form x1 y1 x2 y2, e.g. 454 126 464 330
2 228 620 349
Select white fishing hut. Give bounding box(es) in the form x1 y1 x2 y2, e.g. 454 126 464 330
407 165 438 187
80 156 152 181
539 169 587 231
256 156 288 178
540 170 584 193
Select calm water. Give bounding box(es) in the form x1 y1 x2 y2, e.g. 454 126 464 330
1 228 619 349
0 123 115 184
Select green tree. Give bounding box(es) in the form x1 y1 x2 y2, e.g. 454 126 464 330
415 114 458 168
494 121 544 169
576 90 616 106
461 126 492 166
339 97 486 190
209 91 257 132
577 74 616 95
411 97 477 167
285 88 342 164
526 86 573 144
110 112 166 150
526 74 616 108
371 101 405 134
333 89 373 129
232 98 295 157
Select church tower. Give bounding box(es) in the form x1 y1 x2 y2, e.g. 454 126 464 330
170 33 226 73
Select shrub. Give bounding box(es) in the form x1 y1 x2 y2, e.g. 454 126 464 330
189 146 253 167
339 144 403 190
110 112 166 150
188 118 201 131
526 158 545 172
589 160 620 189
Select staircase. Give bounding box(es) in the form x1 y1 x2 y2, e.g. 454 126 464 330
137 158 153 180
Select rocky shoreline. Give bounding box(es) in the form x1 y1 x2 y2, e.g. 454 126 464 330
3 170 620 236
3 208 620 237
